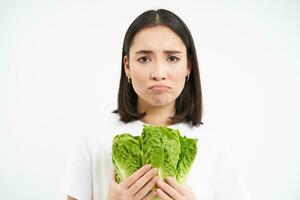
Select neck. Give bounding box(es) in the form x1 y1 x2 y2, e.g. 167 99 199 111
137 98 175 126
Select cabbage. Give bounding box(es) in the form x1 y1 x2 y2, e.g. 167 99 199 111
112 125 197 184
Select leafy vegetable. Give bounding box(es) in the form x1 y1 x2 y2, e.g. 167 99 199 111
112 125 198 184
112 134 142 183
176 136 198 183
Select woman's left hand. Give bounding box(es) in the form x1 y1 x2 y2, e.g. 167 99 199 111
156 176 197 200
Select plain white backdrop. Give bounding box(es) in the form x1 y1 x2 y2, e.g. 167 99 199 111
0 0 299 199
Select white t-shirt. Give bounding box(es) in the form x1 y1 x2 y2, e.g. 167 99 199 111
60 113 250 200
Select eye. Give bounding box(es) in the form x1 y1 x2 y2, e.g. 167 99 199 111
137 56 151 63
168 56 180 62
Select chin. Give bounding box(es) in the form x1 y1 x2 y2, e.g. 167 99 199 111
138 93 176 108
149 98 175 107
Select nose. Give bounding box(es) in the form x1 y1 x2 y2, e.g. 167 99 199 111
150 61 167 81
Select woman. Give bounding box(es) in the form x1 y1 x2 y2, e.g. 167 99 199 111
62 9 249 200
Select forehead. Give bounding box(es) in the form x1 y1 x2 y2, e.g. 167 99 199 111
130 25 186 53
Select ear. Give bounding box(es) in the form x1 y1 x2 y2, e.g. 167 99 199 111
123 55 130 77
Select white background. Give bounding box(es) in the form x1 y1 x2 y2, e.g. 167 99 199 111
0 0 299 199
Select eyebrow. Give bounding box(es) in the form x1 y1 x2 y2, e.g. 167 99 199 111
134 50 182 55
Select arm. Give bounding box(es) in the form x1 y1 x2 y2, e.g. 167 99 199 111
62 132 92 200
213 140 250 200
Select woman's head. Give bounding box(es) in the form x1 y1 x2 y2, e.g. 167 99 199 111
113 9 203 127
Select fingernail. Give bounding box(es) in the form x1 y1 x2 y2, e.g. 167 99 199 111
167 176 173 182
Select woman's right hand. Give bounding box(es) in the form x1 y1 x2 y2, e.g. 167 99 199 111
107 164 158 200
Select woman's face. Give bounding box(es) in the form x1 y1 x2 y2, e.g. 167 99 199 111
124 25 191 108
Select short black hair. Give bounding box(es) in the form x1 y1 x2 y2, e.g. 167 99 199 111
113 9 203 127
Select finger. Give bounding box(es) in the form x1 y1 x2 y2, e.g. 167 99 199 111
129 168 158 195
143 190 157 200
166 176 187 195
157 179 181 199
133 176 158 200
122 164 152 188
156 188 173 200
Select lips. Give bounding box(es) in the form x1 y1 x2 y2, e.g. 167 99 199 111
149 84 170 89
149 84 170 92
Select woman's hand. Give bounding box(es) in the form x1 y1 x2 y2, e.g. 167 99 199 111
107 164 158 200
156 176 197 200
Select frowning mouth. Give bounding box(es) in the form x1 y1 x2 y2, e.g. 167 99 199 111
149 84 170 89
149 85 170 92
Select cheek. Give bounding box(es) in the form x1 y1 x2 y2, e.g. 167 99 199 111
170 70 187 96
172 73 185 81
133 72 146 82
171 70 186 85
130 69 148 92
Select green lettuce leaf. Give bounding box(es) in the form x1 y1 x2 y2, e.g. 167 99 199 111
176 136 198 183
112 134 142 183
141 125 181 181
112 125 198 185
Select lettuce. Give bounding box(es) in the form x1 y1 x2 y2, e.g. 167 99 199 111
112 134 142 183
112 125 197 184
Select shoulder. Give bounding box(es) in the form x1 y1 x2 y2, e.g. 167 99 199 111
82 112 143 152
177 123 229 158
83 112 123 141
176 123 219 144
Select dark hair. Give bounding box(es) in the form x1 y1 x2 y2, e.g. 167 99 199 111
113 9 203 127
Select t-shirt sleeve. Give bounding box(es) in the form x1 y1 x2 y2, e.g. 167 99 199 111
60 131 93 200
213 139 251 200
